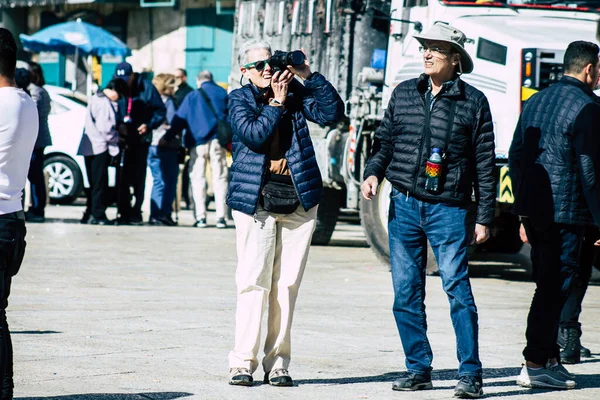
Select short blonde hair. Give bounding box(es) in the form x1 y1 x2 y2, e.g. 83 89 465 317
152 73 176 95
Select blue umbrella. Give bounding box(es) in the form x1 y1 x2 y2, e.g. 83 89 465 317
19 19 131 57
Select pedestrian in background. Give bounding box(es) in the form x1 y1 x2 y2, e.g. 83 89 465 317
173 68 193 108
25 62 52 223
148 73 180 226
361 22 495 398
226 40 344 387
77 79 126 225
509 40 600 390
0 28 39 399
169 70 229 228
13 67 30 95
113 62 166 225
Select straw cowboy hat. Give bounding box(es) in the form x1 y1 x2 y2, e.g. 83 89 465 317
413 22 474 74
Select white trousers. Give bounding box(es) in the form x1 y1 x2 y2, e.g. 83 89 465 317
188 139 228 220
228 205 318 373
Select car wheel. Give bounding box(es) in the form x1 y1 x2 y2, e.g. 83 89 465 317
44 154 83 205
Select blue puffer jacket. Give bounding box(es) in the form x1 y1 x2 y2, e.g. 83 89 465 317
226 72 344 215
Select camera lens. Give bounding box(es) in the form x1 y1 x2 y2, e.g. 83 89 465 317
289 50 305 66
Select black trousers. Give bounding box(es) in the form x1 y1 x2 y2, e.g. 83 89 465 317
27 148 46 217
559 227 598 334
117 144 149 220
0 213 26 399
84 152 111 220
522 220 584 364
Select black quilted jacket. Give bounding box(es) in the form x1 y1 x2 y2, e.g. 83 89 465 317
509 76 600 227
226 73 344 215
363 74 496 225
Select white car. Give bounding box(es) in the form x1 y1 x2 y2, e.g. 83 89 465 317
45 85 116 204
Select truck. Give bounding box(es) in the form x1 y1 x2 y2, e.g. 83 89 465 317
229 0 600 264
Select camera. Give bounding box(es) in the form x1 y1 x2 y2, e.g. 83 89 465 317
268 50 306 71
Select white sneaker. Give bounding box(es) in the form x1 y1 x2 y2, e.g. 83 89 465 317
516 364 576 389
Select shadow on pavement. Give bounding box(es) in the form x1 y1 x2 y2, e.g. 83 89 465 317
296 366 523 385
17 393 193 400
324 239 370 248
296 368 600 396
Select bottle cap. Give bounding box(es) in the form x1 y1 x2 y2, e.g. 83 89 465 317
432 147 441 153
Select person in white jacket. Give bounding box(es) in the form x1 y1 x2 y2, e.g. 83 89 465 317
77 79 126 224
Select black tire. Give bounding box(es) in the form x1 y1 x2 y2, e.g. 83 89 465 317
43 154 83 205
311 187 341 245
360 180 439 272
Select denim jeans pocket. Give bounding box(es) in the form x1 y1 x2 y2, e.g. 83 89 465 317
390 186 404 199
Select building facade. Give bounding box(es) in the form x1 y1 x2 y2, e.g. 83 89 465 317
1 0 236 89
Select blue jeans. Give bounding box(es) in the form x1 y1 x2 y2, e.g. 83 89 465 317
388 188 481 378
147 146 179 220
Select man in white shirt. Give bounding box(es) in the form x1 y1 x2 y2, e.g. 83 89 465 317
0 28 38 399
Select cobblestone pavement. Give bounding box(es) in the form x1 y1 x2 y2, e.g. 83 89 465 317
9 205 600 399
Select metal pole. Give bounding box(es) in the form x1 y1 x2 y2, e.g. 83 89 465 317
72 45 79 92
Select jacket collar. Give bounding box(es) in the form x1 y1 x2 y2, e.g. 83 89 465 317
417 73 463 98
560 76 596 99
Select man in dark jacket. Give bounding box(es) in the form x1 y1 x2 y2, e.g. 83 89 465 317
509 40 600 390
173 68 193 108
361 23 495 398
226 40 343 387
113 62 166 225
169 70 229 228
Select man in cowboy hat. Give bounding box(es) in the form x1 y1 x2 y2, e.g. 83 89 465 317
362 22 495 397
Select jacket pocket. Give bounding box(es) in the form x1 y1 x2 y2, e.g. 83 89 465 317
451 160 465 199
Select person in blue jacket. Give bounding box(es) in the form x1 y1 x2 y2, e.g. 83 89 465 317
113 62 166 225
225 40 344 387
168 70 229 228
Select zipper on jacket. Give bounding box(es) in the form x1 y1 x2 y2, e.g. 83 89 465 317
412 94 431 194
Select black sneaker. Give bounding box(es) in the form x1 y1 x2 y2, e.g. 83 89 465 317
454 376 483 398
392 373 433 391
229 367 253 386
149 216 177 226
88 216 113 226
25 212 45 223
216 218 227 229
194 218 208 228
80 212 91 224
116 217 131 226
264 368 293 387
129 215 144 226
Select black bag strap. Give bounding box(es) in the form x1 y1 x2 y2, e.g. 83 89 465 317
197 87 220 120
442 100 457 160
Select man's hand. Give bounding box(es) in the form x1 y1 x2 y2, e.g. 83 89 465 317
361 176 379 200
471 224 490 245
137 124 148 135
519 223 529 244
287 48 312 80
271 70 295 104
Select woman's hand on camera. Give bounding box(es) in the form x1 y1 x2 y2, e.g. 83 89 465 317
271 70 295 104
288 48 312 80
